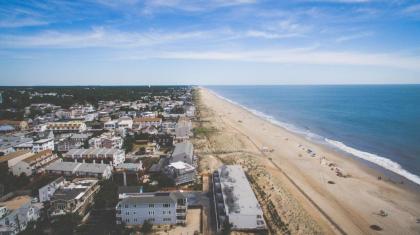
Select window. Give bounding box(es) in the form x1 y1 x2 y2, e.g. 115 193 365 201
125 204 128 208
126 212 129 215
163 218 171 222
163 211 166 215
134 218 137 222
163 203 170 208
125 219 130 223
149 204 154 208
149 218 155 222
148 211 154 215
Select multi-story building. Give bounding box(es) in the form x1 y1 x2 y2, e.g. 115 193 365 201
89 133 123 149
45 161 112 179
32 138 54 153
49 179 99 216
0 150 33 169
133 117 162 130
117 116 133 130
11 150 58 176
116 191 188 226
164 161 196 185
213 165 266 232
63 148 125 165
170 141 194 165
0 196 42 235
0 120 28 131
46 121 87 134
38 177 65 203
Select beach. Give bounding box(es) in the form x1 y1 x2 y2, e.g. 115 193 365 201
195 87 420 235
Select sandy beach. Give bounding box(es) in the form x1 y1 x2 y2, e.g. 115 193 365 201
194 87 420 235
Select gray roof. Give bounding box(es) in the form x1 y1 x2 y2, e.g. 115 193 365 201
76 163 110 174
120 191 186 204
0 136 33 149
45 161 110 174
171 141 193 164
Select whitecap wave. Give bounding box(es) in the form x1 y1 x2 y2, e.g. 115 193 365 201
325 139 420 185
205 87 420 186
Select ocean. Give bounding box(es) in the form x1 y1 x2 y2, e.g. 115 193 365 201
206 85 420 185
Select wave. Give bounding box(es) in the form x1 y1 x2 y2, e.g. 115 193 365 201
205 87 420 186
325 139 420 185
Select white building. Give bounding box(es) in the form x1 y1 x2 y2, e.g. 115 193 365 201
213 165 266 232
38 177 65 203
118 116 133 130
32 138 54 153
64 148 125 166
45 161 112 179
164 161 196 185
104 120 118 130
171 141 194 165
0 196 42 235
89 132 123 149
11 150 58 176
116 191 187 226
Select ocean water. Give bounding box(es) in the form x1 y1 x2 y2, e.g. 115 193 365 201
206 85 420 185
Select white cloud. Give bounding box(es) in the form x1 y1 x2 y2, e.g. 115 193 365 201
335 31 373 42
155 49 420 70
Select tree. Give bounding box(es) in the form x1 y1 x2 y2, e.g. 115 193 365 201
51 214 82 235
140 220 153 234
221 220 233 235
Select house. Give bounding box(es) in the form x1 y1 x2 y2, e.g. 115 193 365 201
213 165 266 232
0 120 28 131
89 132 123 149
0 196 42 235
170 142 194 165
38 177 65 203
56 138 83 152
0 136 33 156
49 179 100 216
140 125 158 135
104 120 118 130
46 121 87 133
11 150 58 176
164 161 196 185
32 137 54 153
63 148 125 166
116 191 188 226
45 161 112 179
118 116 133 130
174 117 192 141
133 117 162 129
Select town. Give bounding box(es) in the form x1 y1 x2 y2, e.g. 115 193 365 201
0 86 267 235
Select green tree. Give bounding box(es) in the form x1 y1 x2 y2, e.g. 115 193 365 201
140 220 153 234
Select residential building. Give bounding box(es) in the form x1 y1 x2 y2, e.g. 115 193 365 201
63 148 125 165
0 120 28 131
133 117 162 129
213 165 266 232
89 132 123 149
46 121 87 133
118 116 133 129
164 161 196 185
32 138 54 153
104 120 118 130
0 150 33 169
49 179 100 216
170 141 194 165
38 177 65 203
0 196 42 235
0 136 33 156
116 191 187 226
153 134 174 148
11 150 58 176
45 161 112 179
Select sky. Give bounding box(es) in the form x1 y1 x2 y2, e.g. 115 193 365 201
0 0 420 85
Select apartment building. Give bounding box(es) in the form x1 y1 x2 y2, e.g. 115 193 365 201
49 179 99 216
116 191 188 226
45 161 112 179
46 121 87 133
164 161 196 185
11 150 58 176
32 138 54 153
38 177 65 203
63 148 125 165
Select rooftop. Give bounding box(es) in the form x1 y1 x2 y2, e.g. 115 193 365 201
0 150 32 163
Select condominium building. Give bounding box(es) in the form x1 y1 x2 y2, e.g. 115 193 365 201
63 148 125 165
164 161 196 185
38 177 65 203
11 150 58 176
45 161 112 179
49 179 100 216
46 121 87 133
116 191 188 226
213 165 266 232
32 138 54 153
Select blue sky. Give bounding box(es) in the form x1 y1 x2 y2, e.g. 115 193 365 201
0 0 420 85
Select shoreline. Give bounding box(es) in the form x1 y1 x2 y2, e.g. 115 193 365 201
205 87 420 189
198 87 420 234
